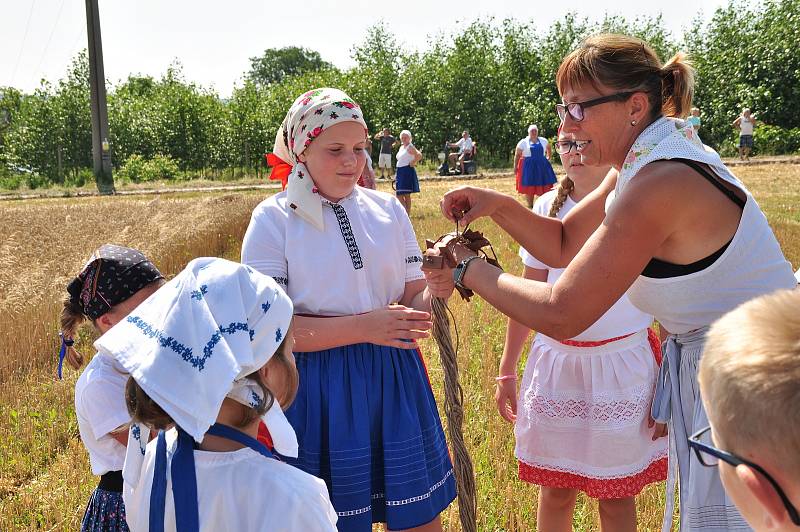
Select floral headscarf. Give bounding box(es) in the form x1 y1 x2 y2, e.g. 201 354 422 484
268 88 368 231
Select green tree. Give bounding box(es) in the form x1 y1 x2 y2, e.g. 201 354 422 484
248 47 334 86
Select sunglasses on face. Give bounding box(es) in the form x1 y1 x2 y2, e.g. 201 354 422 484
556 91 637 123
554 140 592 155
689 426 800 526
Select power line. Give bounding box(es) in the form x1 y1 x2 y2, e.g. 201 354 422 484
10 0 39 88
31 0 68 87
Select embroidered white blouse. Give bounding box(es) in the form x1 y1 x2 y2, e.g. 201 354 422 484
123 428 338 531
241 187 424 316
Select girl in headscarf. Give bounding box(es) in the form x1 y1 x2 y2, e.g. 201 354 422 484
61 244 165 532
242 88 456 532
96 257 338 531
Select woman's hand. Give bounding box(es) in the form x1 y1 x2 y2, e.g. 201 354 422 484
440 186 510 226
423 268 455 299
495 379 518 423
360 304 432 349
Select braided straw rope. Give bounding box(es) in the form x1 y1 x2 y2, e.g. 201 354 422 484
430 296 477 532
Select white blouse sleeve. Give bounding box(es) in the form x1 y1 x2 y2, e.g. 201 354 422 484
241 201 289 289
392 198 424 282
519 195 553 271
78 378 131 440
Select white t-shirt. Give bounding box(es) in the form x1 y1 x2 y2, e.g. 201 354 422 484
123 429 338 532
75 352 131 475
515 137 548 158
520 190 653 341
241 187 424 316
739 116 754 135
455 137 474 153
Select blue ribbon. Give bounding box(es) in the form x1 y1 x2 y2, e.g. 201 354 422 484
57 332 74 380
148 423 274 531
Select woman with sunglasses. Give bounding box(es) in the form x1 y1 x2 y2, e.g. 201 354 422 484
435 33 796 532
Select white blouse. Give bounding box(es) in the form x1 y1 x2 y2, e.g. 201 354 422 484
241 187 424 316
75 352 131 475
515 137 548 158
521 190 653 341
123 429 338 531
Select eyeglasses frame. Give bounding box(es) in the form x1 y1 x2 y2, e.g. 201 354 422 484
688 426 800 526
554 139 592 155
556 91 638 123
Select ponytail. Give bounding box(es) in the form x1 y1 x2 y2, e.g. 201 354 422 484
60 295 85 369
660 52 694 119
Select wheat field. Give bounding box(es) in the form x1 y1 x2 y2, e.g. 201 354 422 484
1 165 798 531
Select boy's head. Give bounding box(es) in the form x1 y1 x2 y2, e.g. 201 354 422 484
699 288 800 530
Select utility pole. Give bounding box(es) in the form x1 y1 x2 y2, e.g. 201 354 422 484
85 0 114 194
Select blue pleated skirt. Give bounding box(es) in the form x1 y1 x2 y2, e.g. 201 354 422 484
280 343 456 532
81 487 129 531
520 153 557 188
395 166 420 194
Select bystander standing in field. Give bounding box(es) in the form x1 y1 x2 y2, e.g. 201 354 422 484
95 258 338 531
395 129 423 215
498 126 667 532
513 124 557 208
733 108 761 161
60 244 165 532
241 88 456 532
686 107 701 132
434 34 796 531
696 289 800 531
374 128 398 179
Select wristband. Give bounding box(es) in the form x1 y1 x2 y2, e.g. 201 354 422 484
453 255 481 291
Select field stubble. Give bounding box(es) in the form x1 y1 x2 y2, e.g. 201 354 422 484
1 165 798 530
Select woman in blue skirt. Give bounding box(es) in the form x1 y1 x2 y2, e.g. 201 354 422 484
395 129 423 215
242 88 456 532
514 124 557 208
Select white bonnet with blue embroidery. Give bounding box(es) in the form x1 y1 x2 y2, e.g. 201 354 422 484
94 257 297 457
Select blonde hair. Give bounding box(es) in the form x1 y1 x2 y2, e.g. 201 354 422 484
556 33 695 120
699 289 800 477
548 176 575 218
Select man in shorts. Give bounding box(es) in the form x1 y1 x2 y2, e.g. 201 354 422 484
374 128 398 179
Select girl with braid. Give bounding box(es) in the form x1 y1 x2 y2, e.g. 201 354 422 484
496 128 667 532
60 245 165 531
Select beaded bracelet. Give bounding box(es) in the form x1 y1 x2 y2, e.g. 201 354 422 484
494 374 517 382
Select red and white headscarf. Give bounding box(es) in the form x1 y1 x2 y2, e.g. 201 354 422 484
268 88 368 231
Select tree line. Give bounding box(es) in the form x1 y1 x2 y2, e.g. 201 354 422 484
0 0 798 188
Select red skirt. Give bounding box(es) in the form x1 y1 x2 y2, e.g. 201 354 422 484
515 158 555 196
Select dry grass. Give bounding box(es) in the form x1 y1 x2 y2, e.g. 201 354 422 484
1 165 798 531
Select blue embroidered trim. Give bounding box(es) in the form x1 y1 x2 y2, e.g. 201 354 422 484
261 301 271 313
329 203 363 270
249 390 262 409
272 276 288 286
132 424 146 456
190 285 208 301
275 328 283 343
249 329 255 342
406 255 423 264
126 316 254 371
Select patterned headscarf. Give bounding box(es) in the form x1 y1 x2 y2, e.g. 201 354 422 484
66 244 163 320
270 88 368 231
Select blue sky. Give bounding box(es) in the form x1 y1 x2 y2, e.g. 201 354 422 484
1 0 728 97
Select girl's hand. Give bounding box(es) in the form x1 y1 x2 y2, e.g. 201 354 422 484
423 268 455 299
648 414 668 440
495 379 518 423
361 304 432 349
440 186 508 226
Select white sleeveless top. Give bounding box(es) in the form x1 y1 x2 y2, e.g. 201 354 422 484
611 118 795 334
396 143 415 168
739 116 755 135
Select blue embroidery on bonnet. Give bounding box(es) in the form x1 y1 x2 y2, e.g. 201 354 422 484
190 285 208 301
249 390 262 409
275 328 282 342
261 301 271 313
126 316 252 371
131 424 146 456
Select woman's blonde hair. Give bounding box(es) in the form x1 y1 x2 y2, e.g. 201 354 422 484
556 33 694 120
548 124 574 218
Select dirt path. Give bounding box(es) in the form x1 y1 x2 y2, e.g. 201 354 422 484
2 155 797 202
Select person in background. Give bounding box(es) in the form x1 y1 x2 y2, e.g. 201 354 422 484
733 108 760 161
374 128 398 179
513 124 557 208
